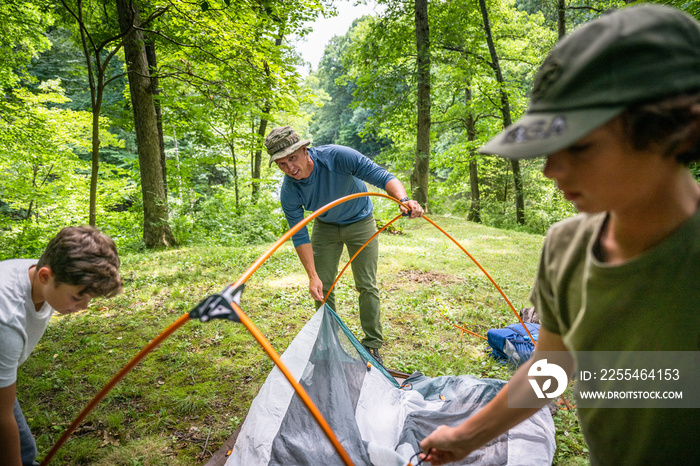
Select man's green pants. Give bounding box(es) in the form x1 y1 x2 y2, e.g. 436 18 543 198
311 215 382 349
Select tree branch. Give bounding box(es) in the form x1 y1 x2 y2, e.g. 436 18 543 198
568 6 605 13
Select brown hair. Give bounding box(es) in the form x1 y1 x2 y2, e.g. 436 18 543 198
36 226 122 298
622 91 700 164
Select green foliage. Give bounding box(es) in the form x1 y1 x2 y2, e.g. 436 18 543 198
26 27 129 121
552 397 589 464
306 22 391 158
0 221 54 259
1 0 692 263
0 0 53 88
0 0 337 255
325 0 564 230
459 158 576 235
516 0 596 29
0 81 134 259
691 162 700 179
0 0 590 259
342 9 416 145
169 186 287 247
664 0 700 19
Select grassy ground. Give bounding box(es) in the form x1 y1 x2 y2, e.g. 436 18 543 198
18 213 588 465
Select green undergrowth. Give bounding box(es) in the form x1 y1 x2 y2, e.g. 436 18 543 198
18 214 587 464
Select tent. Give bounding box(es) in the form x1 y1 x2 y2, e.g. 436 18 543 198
41 194 554 465
208 304 556 465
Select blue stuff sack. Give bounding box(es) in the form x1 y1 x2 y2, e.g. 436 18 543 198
487 322 540 366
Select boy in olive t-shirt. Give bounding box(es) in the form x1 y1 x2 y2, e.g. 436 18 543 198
421 5 700 465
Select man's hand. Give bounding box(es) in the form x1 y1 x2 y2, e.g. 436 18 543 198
384 179 425 219
401 199 424 219
295 243 325 302
308 276 324 302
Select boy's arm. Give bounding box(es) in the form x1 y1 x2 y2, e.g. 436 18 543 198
0 383 22 466
420 329 573 465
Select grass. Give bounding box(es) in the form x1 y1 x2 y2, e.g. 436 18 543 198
18 213 588 465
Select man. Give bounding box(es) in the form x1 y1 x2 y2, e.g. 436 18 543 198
265 126 423 364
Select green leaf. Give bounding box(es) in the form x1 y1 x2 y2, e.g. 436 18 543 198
201 1 209 12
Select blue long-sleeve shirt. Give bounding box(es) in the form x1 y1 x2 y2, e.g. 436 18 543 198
280 145 396 247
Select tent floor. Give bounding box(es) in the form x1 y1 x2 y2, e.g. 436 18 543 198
205 422 242 466
204 368 410 465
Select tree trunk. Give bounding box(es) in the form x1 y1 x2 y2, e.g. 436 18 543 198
228 142 240 208
252 114 267 203
252 31 283 203
173 128 182 198
76 0 105 228
465 86 480 223
145 38 168 196
116 0 175 247
89 89 102 226
478 0 524 225
557 0 566 40
510 160 525 224
411 0 430 209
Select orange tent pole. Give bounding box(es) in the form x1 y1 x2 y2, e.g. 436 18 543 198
41 191 528 465
419 216 535 342
235 304 353 465
320 196 530 342
40 314 191 465
322 212 404 305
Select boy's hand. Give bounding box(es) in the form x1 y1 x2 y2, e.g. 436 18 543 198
420 424 474 465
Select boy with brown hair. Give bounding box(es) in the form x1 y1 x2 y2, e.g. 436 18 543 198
0 226 122 465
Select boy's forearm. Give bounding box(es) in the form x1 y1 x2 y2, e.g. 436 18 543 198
0 384 22 466
466 331 574 442
455 361 548 447
422 330 572 462
421 359 553 464
0 412 22 466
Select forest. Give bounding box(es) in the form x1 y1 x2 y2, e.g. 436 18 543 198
10 0 700 256
3 0 700 465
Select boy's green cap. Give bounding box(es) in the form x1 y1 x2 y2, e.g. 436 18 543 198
481 5 700 159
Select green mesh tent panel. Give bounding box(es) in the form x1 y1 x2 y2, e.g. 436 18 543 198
228 305 556 465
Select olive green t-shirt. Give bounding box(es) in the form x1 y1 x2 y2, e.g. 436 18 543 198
531 209 700 465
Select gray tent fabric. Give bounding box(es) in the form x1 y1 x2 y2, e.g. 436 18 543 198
228 305 556 465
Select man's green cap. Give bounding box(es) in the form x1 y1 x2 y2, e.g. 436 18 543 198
481 4 700 159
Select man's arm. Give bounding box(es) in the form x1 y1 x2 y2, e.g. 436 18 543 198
420 329 573 465
384 178 424 219
295 243 324 302
331 146 423 219
0 383 22 466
